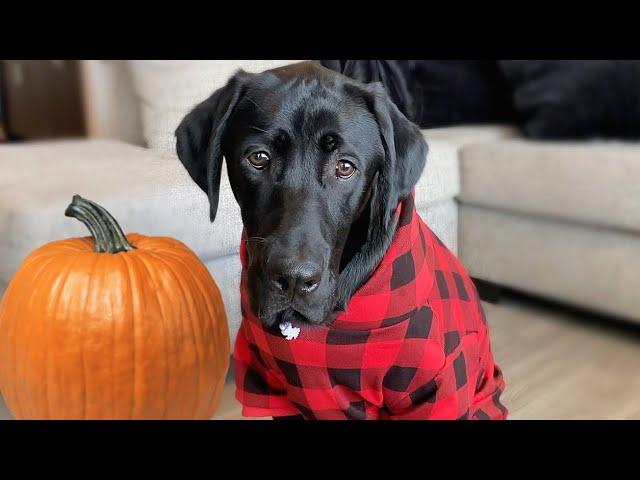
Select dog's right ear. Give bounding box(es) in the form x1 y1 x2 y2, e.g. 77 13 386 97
175 70 250 222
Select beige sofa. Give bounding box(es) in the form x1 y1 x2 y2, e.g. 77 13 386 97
2 60 639 339
457 138 640 321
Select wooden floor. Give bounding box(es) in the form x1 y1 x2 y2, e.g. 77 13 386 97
490 298 640 419
3 297 640 420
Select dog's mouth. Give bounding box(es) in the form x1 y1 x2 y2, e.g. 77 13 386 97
259 308 305 335
277 308 307 326
261 306 336 333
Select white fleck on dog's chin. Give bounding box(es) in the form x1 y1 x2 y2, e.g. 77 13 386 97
279 321 301 340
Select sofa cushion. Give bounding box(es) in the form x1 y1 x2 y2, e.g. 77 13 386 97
318 61 518 129
417 125 519 207
459 138 640 233
460 204 640 321
127 60 300 156
0 140 236 285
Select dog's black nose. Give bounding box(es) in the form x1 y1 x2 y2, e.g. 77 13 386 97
268 259 322 295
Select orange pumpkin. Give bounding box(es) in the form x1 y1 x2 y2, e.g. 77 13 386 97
0 195 230 419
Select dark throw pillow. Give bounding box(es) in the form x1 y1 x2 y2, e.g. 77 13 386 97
411 60 516 129
317 60 516 129
499 60 640 139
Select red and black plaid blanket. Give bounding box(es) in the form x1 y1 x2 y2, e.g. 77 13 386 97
234 194 507 420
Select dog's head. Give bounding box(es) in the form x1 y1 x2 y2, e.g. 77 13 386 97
176 61 427 328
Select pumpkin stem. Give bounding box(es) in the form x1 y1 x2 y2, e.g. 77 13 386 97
65 195 135 253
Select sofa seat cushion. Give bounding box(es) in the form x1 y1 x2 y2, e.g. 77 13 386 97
459 138 640 233
460 204 640 321
0 139 234 285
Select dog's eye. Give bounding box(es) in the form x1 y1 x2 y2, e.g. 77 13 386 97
247 152 270 170
336 160 356 179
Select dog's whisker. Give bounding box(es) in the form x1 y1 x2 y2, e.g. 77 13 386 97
244 95 267 114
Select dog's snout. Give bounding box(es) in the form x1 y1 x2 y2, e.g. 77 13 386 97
268 258 322 296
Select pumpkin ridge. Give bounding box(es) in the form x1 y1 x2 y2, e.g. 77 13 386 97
117 250 138 419
154 252 210 412
153 252 204 418
55 253 95 419
12 254 59 418
143 251 185 418
133 252 170 419
173 255 223 417
41 254 85 419
151 250 229 417
30 257 69 418
110 252 133 419
107 268 117 419
80 253 102 419
7 253 62 419
182 251 229 415
142 249 206 417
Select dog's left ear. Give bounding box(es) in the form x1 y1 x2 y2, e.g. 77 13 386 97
175 70 251 222
365 81 428 235
335 82 427 311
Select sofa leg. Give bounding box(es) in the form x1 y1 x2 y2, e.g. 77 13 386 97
472 278 503 303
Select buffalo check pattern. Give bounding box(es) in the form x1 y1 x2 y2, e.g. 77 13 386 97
234 193 507 420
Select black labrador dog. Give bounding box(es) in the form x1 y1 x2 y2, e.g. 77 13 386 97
175 61 507 420
176 61 426 328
